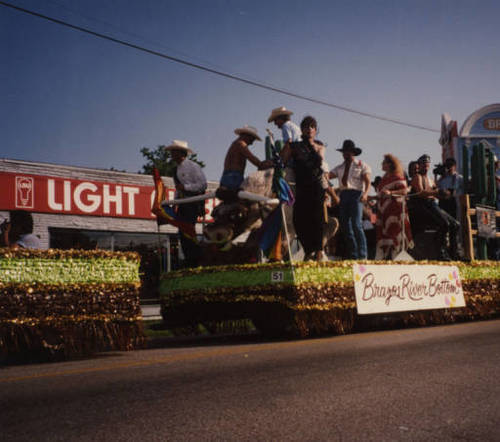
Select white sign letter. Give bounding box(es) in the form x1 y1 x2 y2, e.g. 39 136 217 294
123 186 139 215
48 179 63 211
74 182 101 213
103 184 122 215
64 180 71 211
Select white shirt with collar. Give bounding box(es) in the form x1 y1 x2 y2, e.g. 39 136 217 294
17 233 45 249
330 159 371 191
437 172 464 195
281 121 301 143
176 159 207 195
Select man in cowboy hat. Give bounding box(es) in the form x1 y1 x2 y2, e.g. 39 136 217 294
267 106 301 144
220 125 273 191
165 140 207 267
329 139 372 259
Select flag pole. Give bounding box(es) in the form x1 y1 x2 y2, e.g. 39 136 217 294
280 203 295 280
266 128 296 282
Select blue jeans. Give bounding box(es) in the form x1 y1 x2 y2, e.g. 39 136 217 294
220 170 244 191
339 189 367 259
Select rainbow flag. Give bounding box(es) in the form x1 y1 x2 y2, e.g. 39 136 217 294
151 168 197 242
257 206 283 260
257 140 295 259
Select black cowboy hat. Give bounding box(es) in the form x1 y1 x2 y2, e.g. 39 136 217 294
337 139 362 156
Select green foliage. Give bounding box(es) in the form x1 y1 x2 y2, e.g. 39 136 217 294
139 145 205 177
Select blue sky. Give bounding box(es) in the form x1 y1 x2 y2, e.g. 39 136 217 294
1 0 498 182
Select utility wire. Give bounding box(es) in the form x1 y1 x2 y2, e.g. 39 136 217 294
43 0 240 77
1 1 440 133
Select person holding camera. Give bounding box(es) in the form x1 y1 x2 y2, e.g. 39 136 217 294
437 158 464 220
1 210 45 249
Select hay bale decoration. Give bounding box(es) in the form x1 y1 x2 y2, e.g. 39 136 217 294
0 248 144 361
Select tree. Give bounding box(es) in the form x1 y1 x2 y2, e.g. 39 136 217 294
139 145 205 177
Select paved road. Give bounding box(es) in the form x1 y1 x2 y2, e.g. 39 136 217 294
2 320 500 441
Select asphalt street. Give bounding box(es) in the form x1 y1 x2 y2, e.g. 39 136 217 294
2 320 500 441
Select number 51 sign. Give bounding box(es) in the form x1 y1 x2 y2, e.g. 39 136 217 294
271 271 284 282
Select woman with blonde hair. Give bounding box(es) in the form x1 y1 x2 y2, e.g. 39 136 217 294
375 154 414 259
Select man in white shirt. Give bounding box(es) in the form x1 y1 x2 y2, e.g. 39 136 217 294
329 139 372 259
268 106 302 185
267 106 301 144
437 157 464 219
165 140 207 267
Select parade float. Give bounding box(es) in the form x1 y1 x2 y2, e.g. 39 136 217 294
159 260 499 337
155 130 499 338
0 248 144 362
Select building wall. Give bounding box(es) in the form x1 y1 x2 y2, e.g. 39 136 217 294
0 158 218 248
0 211 177 250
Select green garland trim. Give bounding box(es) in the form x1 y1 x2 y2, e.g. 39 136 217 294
0 247 140 260
160 260 500 295
0 257 140 284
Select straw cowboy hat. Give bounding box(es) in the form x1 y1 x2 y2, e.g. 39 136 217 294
267 106 294 123
234 125 262 141
164 140 193 155
337 139 362 156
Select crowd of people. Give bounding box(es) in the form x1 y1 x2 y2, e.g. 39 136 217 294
1 107 474 264
213 106 469 263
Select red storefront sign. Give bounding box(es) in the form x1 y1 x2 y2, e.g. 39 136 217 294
0 172 217 221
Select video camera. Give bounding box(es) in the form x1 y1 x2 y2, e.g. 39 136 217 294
433 163 446 177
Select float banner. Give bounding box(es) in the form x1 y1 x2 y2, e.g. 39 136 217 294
353 264 465 315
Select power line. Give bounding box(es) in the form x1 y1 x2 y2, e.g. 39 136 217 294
43 0 238 76
0 1 440 133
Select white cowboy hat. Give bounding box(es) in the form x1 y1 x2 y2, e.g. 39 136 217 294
234 125 262 141
267 106 293 123
164 140 193 155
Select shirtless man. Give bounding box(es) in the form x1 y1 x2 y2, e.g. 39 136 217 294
220 125 273 190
